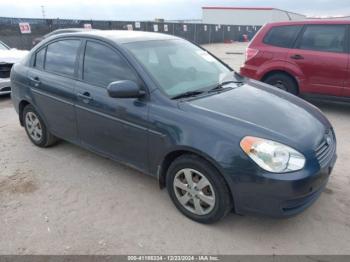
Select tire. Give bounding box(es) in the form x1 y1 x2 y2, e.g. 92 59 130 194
166 154 232 224
264 73 298 95
23 104 58 147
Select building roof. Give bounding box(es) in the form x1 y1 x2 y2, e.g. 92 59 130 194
202 7 274 11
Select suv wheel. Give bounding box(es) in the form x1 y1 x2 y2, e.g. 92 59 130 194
166 154 232 224
23 104 58 147
264 73 298 95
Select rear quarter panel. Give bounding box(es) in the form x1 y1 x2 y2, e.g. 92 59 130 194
10 62 30 114
243 24 295 80
11 62 51 128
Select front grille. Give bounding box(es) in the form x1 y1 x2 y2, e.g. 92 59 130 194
0 63 13 78
315 129 336 169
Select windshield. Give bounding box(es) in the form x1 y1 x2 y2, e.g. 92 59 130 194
124 39 231 97
0 41 9 50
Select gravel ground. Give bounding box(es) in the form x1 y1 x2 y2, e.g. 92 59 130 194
0 43 350 255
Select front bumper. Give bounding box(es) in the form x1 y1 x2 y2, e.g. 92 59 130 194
224 153 337 218
0 78 11 95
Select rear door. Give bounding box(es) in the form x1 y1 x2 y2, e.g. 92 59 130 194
288 24 348 96
342 25 350 97
75 40 149 171
262 24 303 61
28 39 81 142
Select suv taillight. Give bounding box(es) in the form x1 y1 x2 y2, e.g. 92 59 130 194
245 48 259 62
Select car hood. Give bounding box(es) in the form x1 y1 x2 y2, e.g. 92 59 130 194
180 80 330 148
0 49 29 64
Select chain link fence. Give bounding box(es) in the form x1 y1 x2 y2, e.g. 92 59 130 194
0 17 261 50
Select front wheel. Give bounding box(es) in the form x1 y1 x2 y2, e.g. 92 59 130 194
166 154 232 224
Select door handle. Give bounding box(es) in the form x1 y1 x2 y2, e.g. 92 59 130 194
29 76 41 87
77 92 93 103
290 54 304 60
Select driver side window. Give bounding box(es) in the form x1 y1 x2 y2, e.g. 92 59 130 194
83 41 139 87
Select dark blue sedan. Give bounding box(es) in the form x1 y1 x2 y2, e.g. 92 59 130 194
10 31 337 223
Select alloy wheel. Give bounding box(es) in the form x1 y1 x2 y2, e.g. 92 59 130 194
173 168 216 215
25 112 43 142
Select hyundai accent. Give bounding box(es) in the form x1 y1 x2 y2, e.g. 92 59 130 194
11 31 337 223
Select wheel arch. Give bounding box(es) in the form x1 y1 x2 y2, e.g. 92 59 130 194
18 99 49 130
18 100 31 126
159 148 218 186
158 147 236 210
261 70 300 94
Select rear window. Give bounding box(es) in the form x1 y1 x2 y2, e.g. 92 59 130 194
45 40 80 77
263 25 302 48
298 25 347 53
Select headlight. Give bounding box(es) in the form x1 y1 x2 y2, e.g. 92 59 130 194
240 136 305 173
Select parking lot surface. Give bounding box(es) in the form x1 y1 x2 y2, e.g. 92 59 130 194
0 43 350 255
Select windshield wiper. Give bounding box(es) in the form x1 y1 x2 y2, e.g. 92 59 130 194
209 71 245 92
209 80 244 92
171 90 205 100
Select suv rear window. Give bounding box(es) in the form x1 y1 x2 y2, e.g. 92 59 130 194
298 25 347 53
263 25 302 48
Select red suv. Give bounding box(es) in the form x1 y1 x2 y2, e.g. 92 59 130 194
240 20 350 100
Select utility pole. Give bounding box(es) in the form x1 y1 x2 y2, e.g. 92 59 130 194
41 5 46 19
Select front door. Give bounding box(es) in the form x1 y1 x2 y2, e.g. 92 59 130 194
75 40 149 171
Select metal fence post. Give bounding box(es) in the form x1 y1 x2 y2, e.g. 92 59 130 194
222 25 225 43
194 23 196 44
208 25 212 44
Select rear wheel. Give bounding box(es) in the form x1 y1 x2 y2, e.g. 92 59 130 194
166 154 232 224
23 104 58 147
264 73 298 95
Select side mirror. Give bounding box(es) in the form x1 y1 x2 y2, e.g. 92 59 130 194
107 80 146 99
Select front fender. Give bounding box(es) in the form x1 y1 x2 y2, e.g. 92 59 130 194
158 145 229 176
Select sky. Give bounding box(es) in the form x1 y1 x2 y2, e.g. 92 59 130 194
0 0 349 20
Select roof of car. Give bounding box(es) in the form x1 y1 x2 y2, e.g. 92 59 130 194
266 20 350 27
54 30 179 44
51 28 90 32
45 28 96 37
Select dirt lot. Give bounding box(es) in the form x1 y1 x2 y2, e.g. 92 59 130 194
0 43 350 255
